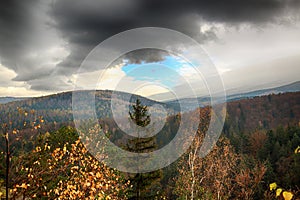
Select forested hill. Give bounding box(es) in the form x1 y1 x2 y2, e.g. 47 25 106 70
0 90 172 130
0 90 299 134
223 92 300 134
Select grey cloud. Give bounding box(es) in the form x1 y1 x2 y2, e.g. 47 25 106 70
120 49 168 65
51 0 300 75
51 1 217 74
12 65 54 82
0 0 36 72
1 0 300 93
0 0 62 83
28 75 73 91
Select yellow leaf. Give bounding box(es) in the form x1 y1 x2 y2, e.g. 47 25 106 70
269 182 277 191
282 191 293 200
96 172 101 178
276 188 283 197
295 146 300 154
45 132 50 137
63 146 67 153
35 146 41 152
20 183 28 189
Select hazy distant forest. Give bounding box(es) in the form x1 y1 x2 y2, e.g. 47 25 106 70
0 91 299 199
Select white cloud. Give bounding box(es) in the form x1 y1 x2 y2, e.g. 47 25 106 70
0 64 54 97
134 84 170 98
222 55 300 94
203 22 300 69
72 63 127 90
0 86 52 97
0 64 17 84
199 21 226 35
97 67 127 90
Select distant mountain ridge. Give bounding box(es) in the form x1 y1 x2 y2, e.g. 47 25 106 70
148 80 300 102
0 97 28 104
1 81 299 105
164 81 300 111
226 81 300 101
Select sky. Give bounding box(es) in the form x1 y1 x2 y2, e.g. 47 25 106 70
0 0 300 100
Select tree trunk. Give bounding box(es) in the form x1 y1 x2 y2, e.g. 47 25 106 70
137 173 140 200
5 132 9 200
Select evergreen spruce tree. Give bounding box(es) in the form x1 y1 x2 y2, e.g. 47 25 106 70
127 98 162 200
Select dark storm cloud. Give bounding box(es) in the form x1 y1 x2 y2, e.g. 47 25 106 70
0 0 36 71
0 0 299 92
28 76 71 91
0 0 59 83
51 0 300 74
138 0 297 24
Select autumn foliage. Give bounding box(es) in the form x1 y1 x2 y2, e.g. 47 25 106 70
1 92 300 199
10 126 129 199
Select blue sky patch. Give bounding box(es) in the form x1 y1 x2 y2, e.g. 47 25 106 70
121 56 194 87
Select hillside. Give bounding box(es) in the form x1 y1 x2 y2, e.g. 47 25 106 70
0 90 299 134
224 92 300 134
0 90 174 130
167 92 300 136
1 91 299 199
